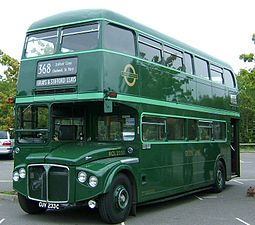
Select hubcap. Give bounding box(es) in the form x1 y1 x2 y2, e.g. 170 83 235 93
217 169 223 186
115 185 129 210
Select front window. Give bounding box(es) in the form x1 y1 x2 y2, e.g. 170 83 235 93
97 115 135 141
61 24 99 53
17 105 49 144
52 104 85 141
25 30 58 58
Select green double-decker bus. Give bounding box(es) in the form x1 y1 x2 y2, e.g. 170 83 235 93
13 9 240 223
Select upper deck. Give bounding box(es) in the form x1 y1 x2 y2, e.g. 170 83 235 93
17 9 239 117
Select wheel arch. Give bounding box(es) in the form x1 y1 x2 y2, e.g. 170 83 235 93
214 155 227 179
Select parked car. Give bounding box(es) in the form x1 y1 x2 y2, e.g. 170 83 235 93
0 130 14 159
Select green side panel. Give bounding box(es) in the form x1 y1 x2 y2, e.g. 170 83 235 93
103 52 139 96
139 142 228 202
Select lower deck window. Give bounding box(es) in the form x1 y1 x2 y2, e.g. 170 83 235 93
142 117 166 141
97 115 135 141
167 118 185 140
198 121 212 140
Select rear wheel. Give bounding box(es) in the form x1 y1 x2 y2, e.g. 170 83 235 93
18 193 46 214
99 173 132 224
212 161 225 193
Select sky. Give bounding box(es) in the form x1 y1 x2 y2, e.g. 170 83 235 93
0 0 254 74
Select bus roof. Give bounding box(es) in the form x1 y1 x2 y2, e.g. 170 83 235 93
28 9 232 69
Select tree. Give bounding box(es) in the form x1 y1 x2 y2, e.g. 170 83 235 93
0 49 19 131
237 34 255 142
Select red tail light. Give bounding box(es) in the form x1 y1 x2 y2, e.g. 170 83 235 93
2 141 11 146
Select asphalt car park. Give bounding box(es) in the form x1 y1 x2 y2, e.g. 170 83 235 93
0 153 255 225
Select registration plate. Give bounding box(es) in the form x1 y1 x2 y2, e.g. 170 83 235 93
39 202 60 210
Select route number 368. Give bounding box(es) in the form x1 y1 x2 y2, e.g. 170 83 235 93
38 63 51 75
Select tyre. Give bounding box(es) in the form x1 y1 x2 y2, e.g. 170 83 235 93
18 193 47 214
99 173 132 224
212 161 226 193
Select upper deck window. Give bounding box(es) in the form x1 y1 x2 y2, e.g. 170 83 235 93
25 30 58 58
61 24 99 53
194 57 209 79
104 24 135 56
223 69 236 88
139 36 162 64
164 46 184 70
210 65 223 84
184 53 194 74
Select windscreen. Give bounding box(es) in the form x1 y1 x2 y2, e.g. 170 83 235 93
17 105 48 144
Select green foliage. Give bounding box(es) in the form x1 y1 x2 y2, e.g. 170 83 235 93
237 34 255 142
0 49 19 131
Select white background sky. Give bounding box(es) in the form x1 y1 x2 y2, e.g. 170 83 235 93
0 0 254 74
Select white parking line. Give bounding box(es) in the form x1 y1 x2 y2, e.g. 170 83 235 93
232 180 244 185
194 195 203 201
203 195 217 199
237 178 255 181
0 218 5 224
236 217 250 225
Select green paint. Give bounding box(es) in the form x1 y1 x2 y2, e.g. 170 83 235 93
14 9 240 221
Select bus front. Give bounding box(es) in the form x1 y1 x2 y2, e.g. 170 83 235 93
13 10 139 223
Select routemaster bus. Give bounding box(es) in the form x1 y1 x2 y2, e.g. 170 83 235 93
13 9 240 224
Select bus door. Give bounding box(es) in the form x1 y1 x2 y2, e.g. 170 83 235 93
230 119 240 176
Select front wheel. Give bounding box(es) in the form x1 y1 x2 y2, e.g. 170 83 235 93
212 161 226 193
18 193 46 214
99 173 132 224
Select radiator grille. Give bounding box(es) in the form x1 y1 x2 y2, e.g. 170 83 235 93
28 164 69 203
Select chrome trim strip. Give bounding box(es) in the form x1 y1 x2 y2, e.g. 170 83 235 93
121 158 139 164
27 164 70 203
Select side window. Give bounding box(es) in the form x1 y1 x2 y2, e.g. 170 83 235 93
61 24 99 53
198 121 212 140
213 122 226 140
139 35 162 63
167 117 185 140
184 52 194 74
142 117 166 141
210 65 223 84
104 24 135 56
223 69 236 88
194 57 209 79
164 46 184 70
188 119 196 140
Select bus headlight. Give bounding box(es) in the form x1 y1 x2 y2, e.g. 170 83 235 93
13 171 19 182
19 168 26 179
89 176 98 188
78 171 87 183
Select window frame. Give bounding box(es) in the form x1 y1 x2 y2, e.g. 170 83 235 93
210 64 223 84
142 116 166 142
163 45 184 71
138 35 163 64
24 30 58 58
223 68 236 88
194 56 210 80
104 23 136 56
60 23 100 53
